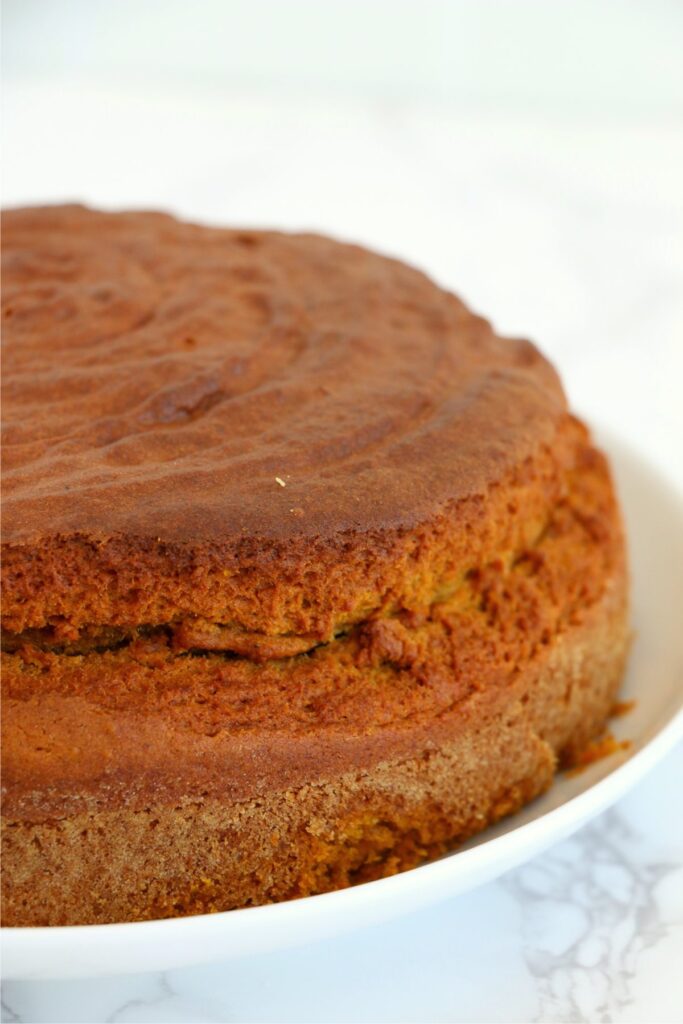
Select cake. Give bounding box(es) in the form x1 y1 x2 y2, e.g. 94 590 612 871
1 205 629 927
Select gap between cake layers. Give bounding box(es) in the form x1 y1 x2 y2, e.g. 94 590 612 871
1 418 629 925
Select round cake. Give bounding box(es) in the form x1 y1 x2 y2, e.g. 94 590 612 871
1 206 629 926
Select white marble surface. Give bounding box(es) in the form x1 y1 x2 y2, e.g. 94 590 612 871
3 13 683 1019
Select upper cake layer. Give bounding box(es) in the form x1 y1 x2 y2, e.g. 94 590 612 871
2 206 567 636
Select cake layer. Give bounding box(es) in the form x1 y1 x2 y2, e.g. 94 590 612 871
2 205 566 637
1 566 628 926
1 435 624 823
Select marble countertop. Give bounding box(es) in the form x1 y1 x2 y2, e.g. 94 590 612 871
2 65 682 1024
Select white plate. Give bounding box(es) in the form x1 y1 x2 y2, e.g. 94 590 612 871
3 429 682 980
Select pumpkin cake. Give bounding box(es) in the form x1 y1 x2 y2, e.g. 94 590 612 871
1 206 629 926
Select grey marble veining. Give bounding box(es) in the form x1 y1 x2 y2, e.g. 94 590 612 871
503 811 681 1024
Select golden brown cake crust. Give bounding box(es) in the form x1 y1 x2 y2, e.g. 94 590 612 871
0 206 629 927
1 204 567 639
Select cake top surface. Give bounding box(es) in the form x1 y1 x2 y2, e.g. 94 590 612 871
2 205 565 548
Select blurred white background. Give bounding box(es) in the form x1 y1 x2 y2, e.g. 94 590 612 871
4 0 683 112
2 4 683 1022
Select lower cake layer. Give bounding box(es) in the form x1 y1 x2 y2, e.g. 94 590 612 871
1 574 628 926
